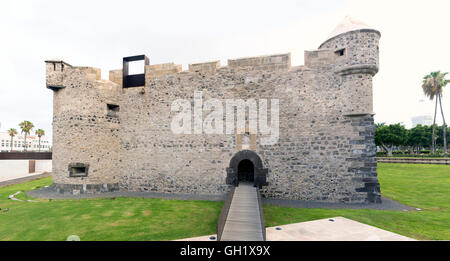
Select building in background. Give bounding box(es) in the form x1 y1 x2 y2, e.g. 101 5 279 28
411 99 433 127
411 115 432 127
0 131 52 152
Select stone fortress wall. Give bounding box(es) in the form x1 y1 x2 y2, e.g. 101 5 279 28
45 18 382 203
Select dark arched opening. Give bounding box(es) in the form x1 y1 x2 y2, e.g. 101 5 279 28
226 150 268 188
237 159 254 183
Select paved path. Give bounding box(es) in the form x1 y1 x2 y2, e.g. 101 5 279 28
220 183 264 241
265 217 415 241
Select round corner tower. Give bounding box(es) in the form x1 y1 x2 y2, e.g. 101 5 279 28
318 16 380 115
315 16 381 203
45 59 121 194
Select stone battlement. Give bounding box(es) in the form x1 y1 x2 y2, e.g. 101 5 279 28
103 53 293 84
227 53 291 70
189 60 220 73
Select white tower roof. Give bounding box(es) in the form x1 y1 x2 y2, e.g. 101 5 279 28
326 16 373 41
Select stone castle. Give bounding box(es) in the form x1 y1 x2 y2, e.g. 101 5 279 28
45 17 382 203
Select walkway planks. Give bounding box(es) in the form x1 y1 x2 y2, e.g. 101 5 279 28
220 182 264 241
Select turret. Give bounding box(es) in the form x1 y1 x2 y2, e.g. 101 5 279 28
305 16 380 115
45 59 72 91
305 17 382 203
45 59 121 195
319 16 380 75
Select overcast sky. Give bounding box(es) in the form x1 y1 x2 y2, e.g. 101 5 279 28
1 0 449 139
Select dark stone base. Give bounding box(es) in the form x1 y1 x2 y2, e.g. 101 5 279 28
51 183 119 195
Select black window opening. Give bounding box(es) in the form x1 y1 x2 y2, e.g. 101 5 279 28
69 163 89 177
107 104 120 118
123 55 149 88
335 48 345 57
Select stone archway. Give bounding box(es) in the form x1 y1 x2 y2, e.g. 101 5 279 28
226 150 268 188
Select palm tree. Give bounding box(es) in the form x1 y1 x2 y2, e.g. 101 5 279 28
8 128 18 152
35 129 45 152
422 71 449 156
18 120 34 152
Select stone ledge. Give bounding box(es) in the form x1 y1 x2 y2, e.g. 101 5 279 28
335 64 378 76
343 112 375 117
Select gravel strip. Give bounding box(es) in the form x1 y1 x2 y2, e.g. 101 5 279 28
27 186 227 202
27 185 413 211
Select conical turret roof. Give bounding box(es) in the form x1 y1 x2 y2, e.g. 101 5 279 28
326 16 373 41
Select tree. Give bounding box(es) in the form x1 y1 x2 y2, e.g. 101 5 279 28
422 71 450 156
375 123 408 156
408 124 431 153
435 125 450 151
8 128 18 152
35 129 45 152
18 120 34 152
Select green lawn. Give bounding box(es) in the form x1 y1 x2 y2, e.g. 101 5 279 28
0 178 223 241
0 163 449 240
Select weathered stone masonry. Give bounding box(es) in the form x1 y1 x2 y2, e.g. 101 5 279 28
45 21 382 203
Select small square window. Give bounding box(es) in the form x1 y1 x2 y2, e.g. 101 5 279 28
68 163 89 177
335 48 345 56
107 104 120 118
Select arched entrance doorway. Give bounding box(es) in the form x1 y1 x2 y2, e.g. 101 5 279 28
226 150 268 188
237 159 254 183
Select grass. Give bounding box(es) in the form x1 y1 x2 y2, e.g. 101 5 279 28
0 178 223 241
0 163 449 240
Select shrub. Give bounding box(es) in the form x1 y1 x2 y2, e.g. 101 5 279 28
376 151 387 157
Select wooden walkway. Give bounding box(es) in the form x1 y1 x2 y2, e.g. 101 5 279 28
220 182 264 241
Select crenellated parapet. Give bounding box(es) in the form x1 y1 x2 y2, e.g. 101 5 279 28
45 59 72 90
147 63 182 79
228 53 290 71
189 61 220 73
304 49 335 68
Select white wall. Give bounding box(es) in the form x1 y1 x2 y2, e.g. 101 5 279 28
35 160 52 172
0 160 52 182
